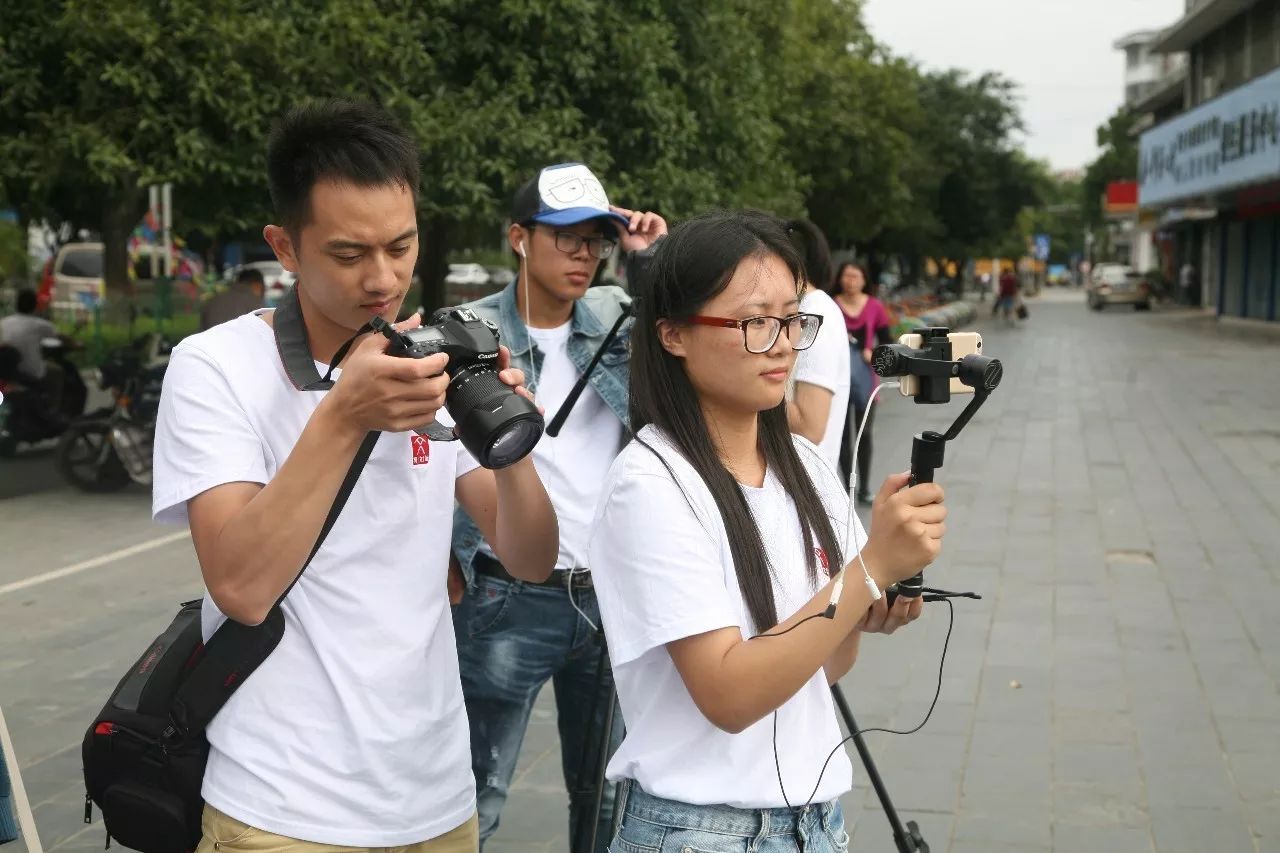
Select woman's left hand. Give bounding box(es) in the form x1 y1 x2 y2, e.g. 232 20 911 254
862 348 873 364
857 593 923 634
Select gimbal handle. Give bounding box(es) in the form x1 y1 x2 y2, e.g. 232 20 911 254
893 386 992 600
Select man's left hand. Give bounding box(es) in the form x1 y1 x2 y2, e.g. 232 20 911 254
610 205 668 253
857 593 924 634
496 345 543 412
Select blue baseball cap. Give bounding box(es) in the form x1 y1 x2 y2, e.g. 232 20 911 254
511 163 630 229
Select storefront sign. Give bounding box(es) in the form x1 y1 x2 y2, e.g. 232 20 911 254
1139 66 1280 207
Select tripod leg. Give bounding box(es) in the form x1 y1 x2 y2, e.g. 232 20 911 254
829 685 929 853
586 685 618 853
570 646 610 853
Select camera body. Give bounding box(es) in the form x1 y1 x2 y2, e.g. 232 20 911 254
380 307 544 469
388 307 502 374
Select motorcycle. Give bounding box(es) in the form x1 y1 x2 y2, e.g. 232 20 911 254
0 337 90 457
56 334 170 492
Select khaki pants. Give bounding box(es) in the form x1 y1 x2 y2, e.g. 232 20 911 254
197 805 479 853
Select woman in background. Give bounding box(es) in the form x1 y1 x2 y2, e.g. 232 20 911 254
783 220 850 474
829 262 891 504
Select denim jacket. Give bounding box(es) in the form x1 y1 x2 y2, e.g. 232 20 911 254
451 280 634 585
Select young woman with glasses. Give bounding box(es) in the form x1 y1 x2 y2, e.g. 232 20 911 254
587 210 945 852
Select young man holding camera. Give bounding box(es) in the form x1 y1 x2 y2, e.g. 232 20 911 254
450 163 666 850
152 100 557 852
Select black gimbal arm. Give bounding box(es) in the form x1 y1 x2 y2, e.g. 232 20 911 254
872 329 1003 601
546 304 631 437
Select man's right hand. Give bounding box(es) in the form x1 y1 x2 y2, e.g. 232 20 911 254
325 315 451 434
861 472 946 587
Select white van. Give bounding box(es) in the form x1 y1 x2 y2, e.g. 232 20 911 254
52 242 105 312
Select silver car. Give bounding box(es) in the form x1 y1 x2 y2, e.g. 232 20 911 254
1087 264 1151 311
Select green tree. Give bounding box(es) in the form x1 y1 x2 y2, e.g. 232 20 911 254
772 0 926 255
866 69 1040 287
0 1 456 301
1081 106 1139 229
1016 167 1087 266
1 0 1042 310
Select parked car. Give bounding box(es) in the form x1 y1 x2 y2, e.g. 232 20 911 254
1087 264 1151 311
51 242 206 315
51 242 105 311
486 266 516 288
445 263 490 286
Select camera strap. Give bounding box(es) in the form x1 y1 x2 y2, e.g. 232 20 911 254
275 288 456 442
273 284 370 390
269 283 382 604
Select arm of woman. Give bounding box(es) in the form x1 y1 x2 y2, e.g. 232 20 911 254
662 475 942 733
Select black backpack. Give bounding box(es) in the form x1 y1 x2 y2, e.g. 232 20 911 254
82 431 379 851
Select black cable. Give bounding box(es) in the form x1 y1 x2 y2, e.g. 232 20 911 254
764 597 956 813
754 613 831 639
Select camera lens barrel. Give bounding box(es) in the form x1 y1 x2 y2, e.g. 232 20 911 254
447 367 544 469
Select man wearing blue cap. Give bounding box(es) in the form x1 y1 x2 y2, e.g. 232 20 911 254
450 163 666 850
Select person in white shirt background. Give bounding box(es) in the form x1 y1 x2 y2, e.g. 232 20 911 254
152 99 558 853
588 210 940 852
783 219 850 477
448 162 667 851
0 288 65 410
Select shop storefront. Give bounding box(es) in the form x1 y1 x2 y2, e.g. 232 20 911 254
1139 66 1280 321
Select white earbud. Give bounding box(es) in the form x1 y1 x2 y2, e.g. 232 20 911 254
518 240 527 259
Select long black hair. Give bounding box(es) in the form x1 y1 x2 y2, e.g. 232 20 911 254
630 210 843 632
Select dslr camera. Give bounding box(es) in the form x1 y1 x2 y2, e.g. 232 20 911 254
372 308 544 469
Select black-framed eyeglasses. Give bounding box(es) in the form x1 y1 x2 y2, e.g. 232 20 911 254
688 313 823 353
524 222 617 260
554 230 616 259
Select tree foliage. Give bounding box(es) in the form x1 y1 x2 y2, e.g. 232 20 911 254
1082 106 1140 228
1 0 1040 303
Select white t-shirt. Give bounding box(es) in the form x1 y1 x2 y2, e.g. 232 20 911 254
151 312 481 846
587 425 865 809
479 321 623 569
793 289 851 472
0 313 58 379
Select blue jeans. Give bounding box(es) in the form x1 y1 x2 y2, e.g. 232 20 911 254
610 781 850 852
453 574 622 851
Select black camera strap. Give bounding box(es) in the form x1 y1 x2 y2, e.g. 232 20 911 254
165 290 383 740
270 285 383 602
273 284 370 390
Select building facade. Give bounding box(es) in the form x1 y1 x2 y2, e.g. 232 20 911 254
1116 30 1187 107
1139 0 1280 320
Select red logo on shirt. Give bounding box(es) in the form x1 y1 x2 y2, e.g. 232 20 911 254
815 547 830 573
411 434 430 466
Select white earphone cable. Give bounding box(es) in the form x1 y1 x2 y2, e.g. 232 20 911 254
826 379 899 615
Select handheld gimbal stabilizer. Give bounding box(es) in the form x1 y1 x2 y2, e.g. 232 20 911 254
871 327 1003 600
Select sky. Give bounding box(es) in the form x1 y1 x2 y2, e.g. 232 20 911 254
863 0 1186 171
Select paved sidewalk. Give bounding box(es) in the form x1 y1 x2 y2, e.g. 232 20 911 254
0 294 1277 852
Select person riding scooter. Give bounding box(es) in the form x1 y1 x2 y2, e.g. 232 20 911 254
1 289 68 413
